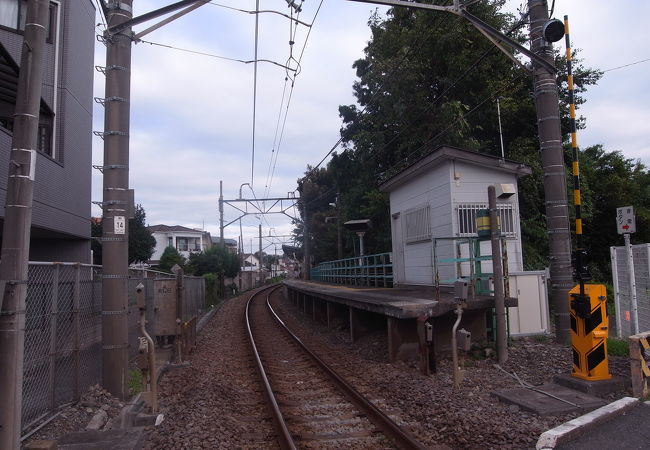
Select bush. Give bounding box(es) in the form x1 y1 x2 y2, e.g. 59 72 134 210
607 337 629 357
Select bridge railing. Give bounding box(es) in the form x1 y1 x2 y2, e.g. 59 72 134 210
310 253 393 287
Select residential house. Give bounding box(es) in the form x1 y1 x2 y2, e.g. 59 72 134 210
211 236 238 254
0 0 95 262
147 224 211 265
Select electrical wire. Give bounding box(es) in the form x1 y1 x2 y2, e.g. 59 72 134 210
263 0 322 198
251 0 260 186
136 39 297 71
602 57 650 73
94 0 107 28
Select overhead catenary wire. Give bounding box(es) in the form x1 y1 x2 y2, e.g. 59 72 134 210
136 38 297 71
263 0 322 198
251 0 260 186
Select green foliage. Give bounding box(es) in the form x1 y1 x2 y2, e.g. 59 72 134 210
606 338 629 357
187 246 240 278
203 273 220 306
129 204 157 265
295 3 625 281
128 368 143 397
158 246 186 272
574 146 650 280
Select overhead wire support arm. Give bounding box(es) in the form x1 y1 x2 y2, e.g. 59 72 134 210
107 0 210 35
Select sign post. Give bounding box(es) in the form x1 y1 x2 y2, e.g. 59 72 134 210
617 206 638 334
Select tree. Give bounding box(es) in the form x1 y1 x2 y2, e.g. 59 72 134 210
187 245 240 278
158 246 185 272
91 204 157 266
129 204 156 264
296 3 604 275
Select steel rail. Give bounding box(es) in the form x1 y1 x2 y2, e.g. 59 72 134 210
265 289 429 450
245 285 296 450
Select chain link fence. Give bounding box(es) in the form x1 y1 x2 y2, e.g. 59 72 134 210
22 263 207 432
23 263 102 430
611 243 650 338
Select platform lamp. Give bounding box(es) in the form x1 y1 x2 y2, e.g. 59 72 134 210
344 219 372 257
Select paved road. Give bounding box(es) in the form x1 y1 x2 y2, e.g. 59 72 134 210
557 401 650 450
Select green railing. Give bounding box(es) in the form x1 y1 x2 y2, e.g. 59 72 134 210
310 253 393 287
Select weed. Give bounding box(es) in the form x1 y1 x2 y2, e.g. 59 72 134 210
128 368 143 397
607 337 629 357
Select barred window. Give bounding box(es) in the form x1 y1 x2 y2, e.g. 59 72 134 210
405 205 431 243
457 203 516 237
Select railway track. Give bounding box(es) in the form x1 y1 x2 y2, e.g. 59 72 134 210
246 285 428 450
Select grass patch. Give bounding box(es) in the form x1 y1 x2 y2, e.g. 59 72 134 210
607 337 629 357
128 368 143 397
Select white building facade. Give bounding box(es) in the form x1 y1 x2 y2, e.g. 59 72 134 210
147 225 211 264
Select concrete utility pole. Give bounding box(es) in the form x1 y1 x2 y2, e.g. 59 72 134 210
528 0 572 343
101 0 134 400
336 191 342 259
219 180 225 297
0 1 49 446
303 205 310 280
258 224 262 287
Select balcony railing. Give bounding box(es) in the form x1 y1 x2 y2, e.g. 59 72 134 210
310 253 393 287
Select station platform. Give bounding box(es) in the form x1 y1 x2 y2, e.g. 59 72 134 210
283 279 516 375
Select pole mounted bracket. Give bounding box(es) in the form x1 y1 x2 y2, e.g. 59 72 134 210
94 96 128 107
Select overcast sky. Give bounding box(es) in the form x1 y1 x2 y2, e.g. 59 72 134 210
91 0 649 254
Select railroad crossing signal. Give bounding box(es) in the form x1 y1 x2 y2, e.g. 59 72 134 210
569 284 611 381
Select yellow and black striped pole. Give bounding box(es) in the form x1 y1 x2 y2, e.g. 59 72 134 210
565 16 610 381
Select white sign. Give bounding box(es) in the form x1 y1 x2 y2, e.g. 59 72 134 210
114 216 126 234
616 206 636 234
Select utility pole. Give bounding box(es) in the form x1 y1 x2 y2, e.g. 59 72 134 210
336 191 342 259
219 180 225 297
528 0 572 343
258 224 262 287
101 0 133 400
303 204 310 280
0 1 49 446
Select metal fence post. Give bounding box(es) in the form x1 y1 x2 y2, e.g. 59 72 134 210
73 264 81 400
49 264 59 410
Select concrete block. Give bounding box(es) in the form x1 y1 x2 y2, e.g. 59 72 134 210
553 373 628 397
57 429 144 450
493 383 606 416
536 397 639 449
24 440 57 450
85 409 108 431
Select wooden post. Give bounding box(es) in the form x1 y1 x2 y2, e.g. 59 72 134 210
629 332 650 398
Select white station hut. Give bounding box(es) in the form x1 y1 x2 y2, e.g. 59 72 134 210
379 145 549 335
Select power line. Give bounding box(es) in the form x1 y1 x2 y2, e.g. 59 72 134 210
263 0 323 198
602 57 650 73
136 38 297 71
94 0 107 28
251 0 260 186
